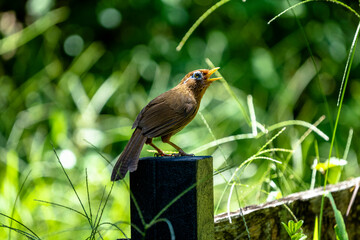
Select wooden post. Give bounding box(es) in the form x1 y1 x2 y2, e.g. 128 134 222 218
129 156 214 240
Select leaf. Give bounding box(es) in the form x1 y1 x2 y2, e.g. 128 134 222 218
291 232 303 240
326 193 349 240
289 220 296 234
294 220 304 232
282 220 307 239
335 225 341 240
327 166 342 184
333 209 348 240
313 216 319 240
282 222 292 236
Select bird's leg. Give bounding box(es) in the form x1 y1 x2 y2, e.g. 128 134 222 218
161 135 194 157
145 138 171 157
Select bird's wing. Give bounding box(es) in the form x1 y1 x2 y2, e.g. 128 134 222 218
133 89 198 138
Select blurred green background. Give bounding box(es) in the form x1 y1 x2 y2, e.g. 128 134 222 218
1 0 360 239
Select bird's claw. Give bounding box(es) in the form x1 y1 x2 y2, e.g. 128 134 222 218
171 152 195 157
154 152 172 157
154 151 194 157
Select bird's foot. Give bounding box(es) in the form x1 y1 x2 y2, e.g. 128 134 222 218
171 150 195 157
154 152 172 157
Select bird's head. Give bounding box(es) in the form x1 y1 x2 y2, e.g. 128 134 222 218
180 67 221 90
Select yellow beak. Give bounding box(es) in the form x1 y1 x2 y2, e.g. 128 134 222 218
207 67 222 82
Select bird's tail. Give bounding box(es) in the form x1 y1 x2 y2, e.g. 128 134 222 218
111 128 146 181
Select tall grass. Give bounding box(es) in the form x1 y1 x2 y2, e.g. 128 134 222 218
1 0 360 239
269 0 360 238
177 0 359 238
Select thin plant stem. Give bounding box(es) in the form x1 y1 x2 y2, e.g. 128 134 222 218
0 213 40 239
268 0 360 25
9 170 32 240
34 199 86 218
50 143 92 226
343 128 353 160
206 58 251 125
176 0 231 51
286 0 337 156
319 20 360 239
85 169 93 227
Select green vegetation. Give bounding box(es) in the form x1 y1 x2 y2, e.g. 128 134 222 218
1 0 359 239
326 192 349 240
282 220 307 240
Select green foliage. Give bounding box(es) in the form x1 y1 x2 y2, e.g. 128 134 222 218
0 213 40 240
313 215 319 240
0 0 360 238
326 192 349 240
281 220 307 240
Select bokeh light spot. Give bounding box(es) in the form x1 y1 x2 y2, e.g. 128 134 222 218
26 0 53 17
98 8 122 29
64 35 84 56
59 149 77 169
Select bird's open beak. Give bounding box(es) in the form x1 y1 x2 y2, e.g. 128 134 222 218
207 67 222 82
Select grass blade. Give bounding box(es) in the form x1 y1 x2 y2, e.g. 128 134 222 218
319 20 360 240
176 0 231 51
9 170 31 240
85 169 93 228
0 213 40 239
149 218 175 240
94 183 114 229
247 95 258 136
198 111 228 165
268 0 360 25
50 143 91 225
267 120 329 141
84 140 112 166
99 222 130 239
325 192 349 240
206 58 251 125
257 127 287 154
192 133 254 154
283 115 326 172
345 182 359 217
0 224 39 240
93 186 107 233
214 128 287 214
227 183 236 223
286 0 335 149
343 129 353 160
0 7 69 55
34 199 86 218
338 23 360 106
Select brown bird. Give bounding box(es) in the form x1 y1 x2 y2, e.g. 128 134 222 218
111 68 221 181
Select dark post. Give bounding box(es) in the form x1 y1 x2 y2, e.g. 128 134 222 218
129 156 214 240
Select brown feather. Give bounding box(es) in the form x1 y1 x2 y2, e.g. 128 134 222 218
111 128 147 181
134 88 198 138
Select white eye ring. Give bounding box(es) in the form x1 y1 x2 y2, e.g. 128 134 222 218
192 71 202 80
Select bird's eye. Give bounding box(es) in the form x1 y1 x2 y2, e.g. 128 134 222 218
192 72 202 80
